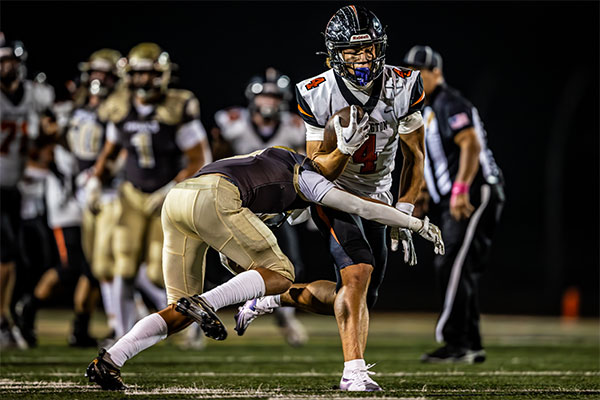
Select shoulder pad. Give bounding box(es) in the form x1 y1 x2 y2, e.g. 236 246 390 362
155 89 196 125
295 69 334 127
97 87 131 123
384 65 425 118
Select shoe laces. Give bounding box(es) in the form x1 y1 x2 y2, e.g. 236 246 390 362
347 363 377 382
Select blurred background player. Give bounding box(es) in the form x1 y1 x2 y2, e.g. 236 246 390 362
0 34 54 348
15 109 101 348
88 42 212 339
212 67 308 346
403 45 505 363
235 5 427 391
67 49 124 343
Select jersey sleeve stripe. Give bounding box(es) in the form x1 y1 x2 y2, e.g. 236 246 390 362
411 90 425 107
297 104 314 118
295 85 322 127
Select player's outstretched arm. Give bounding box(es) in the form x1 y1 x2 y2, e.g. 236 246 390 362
319 187 444 254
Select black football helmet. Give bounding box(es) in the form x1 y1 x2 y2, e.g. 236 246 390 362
245 67 292 121
0 33 28 85
324 5 387 86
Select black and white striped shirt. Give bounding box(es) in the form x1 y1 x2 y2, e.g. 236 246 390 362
423 84 502 204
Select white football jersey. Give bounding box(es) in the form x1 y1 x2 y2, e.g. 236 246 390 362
46 145 82 229
296 65 424 204
67 107 107 167
0 80 54 186
215 107 305 155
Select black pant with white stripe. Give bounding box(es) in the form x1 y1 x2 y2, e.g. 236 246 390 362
432 183 505 350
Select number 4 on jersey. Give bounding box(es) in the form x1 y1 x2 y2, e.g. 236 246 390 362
352 134 377 173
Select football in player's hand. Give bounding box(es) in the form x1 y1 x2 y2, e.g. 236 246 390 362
321 105 365 153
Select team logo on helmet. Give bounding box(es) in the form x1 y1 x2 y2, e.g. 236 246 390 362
323 5 387 87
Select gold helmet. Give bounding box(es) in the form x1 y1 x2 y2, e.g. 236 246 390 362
125 42 172 101
78 48 123 97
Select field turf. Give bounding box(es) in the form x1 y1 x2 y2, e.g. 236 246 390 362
1 309 598 399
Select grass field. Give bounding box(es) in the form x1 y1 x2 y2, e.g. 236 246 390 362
1 309 598 399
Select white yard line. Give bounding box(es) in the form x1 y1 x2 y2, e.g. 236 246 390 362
0 378 598 398
2 370 599 378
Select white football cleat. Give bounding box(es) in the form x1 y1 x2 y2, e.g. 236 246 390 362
339 364 382 392
234 298 274 336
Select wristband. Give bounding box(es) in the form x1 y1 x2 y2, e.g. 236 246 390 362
451 182 470 196
395 202 414 216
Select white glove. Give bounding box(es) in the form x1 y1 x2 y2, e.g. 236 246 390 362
144 180 176 215
415 216 445 255
334 105 370 155
390 202 417 265
391 227 417 266
84 176 102 214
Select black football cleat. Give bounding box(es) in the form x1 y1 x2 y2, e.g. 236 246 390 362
85 348 126 390
175 295 227 341
420 344 474 364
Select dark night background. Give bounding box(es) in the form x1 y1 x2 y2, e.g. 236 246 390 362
2 1 598 316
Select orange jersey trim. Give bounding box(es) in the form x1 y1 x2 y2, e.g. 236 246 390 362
53 228 69 267
315 205 341 245
297 104 314 118
411 90 425 107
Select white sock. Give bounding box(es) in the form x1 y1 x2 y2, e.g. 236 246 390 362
113 276 138 338
107 313 167 368
99 281 115 330
135 264 167 310
259 295 281 310
343 359 366 376
200 270 266 311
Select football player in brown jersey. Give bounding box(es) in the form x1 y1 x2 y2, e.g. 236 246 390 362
87 43 212 340
85 142 443 391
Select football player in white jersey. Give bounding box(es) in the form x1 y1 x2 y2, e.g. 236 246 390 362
235 5 426 391
0 35 54 348
213 68 308 347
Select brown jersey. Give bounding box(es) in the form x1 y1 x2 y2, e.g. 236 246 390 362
196 147 317 214
101 88 200 193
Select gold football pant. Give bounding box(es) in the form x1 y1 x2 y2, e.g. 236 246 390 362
81 200 119 281
161 174 295 305
112 181 164 286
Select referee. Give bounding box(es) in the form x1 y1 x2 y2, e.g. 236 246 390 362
403 46 505 363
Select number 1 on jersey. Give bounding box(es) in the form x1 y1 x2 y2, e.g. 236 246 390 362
131 131 156 168
352 134 377 173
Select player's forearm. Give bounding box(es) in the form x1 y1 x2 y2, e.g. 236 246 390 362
92 141 117 179
398 129 425 204
320 188 423 232
310 149 350 181
455 137 481 186
174 155 205 183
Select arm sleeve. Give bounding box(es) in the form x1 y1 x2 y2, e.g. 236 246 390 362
105 121 120 144
295 85 321 128
445 97 474 137
297 169 335 203
403 74 425 117
176 119 207 151
397 111 424 134
305 123 325 141
319 187 424 232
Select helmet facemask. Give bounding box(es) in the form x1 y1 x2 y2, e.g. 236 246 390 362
245 68 292 123
126 43 171 103
328 39 386 86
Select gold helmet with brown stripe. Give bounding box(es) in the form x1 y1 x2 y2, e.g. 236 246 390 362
124 42 172 103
